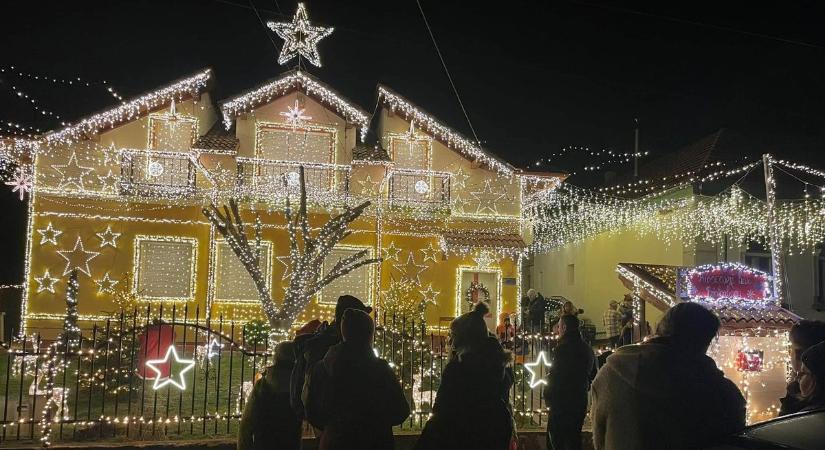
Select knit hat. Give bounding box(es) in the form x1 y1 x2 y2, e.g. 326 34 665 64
450 302 490 353
334 295 372 322
296 319 322 336
801 340 825 379
340 308 375 345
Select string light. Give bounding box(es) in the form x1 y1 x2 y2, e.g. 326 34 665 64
524 351 552 388
266 3 334 68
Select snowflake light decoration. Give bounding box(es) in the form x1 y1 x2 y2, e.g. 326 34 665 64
267 3 334 67
280 100 312 129
5 167 32 201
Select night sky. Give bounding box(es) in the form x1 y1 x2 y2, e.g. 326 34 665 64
2 0 825 286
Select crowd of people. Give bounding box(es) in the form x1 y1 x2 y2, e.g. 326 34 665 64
237 291 825 450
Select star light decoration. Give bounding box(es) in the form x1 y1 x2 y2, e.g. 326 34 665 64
95 225 121 248
419 284 440 306
280 100 312 129
94 272 119 294
451 167 470 189
35 269 59 293
51 151 95 191
420 243 440 263
470 179 507 215
382 242 402 262
145 345 196 391
56 236 100 276
96 169 120 191
5 167 32 201
267 3 334 68
393 251 427 285
524 351 552 388
37 222 62 246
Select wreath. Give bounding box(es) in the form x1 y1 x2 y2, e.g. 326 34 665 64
465 281 490 306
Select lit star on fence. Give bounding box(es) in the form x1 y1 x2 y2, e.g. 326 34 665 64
57 236 100 276
267 3 334 67
35 269 59 293
37 222 62 246
145 346 195 391
280 100 312 129
5 167 32 201
524 351 552 388
95 225 121 248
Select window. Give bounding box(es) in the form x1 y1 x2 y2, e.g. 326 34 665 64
214 241 273 303
744 241 773 274
256 123 336 163
148 115 197 151
317 246 373 305
134 236 198 301
389 137 430 170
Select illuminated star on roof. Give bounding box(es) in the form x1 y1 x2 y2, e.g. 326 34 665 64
267 3 334 67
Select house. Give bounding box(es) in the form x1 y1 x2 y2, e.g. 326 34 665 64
18 68 560 335
529 129 825 339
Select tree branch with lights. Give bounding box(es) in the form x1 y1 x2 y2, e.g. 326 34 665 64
203 166 381 332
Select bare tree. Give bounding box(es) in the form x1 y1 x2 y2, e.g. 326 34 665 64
203 166 381 332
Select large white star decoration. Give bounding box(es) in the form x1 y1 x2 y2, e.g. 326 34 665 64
95 225 121 248
145 345 196 391
420 243 440 263
35 269 59 293
57 236 100 276
5 167 33 201
358 175 382 197
393 251 427 285
97 169 120 191
51 151 95 191
524 351 552 389
37 222 62 246
280 100 312 129
470 179 507 215
420 284 440 306
267 3 334 68
382 242 402 262
94 272 119 294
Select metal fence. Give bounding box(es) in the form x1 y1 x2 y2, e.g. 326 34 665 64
0 307 557 446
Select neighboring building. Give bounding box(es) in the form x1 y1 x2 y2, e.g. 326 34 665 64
530 130 825 338
18 68 560 335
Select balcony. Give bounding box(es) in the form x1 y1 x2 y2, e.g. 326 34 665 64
236 158 350 203
388 169 450 211
120 150 195 197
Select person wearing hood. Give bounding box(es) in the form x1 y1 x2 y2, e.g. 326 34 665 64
496 312 516 350
796 339 825 412
414 302 516 450
303 308 409 450
238 341 302 450
544 314 595 450
290 295 372 421
779 320 825 415
590 302 745 450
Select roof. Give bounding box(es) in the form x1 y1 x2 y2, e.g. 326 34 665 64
220 69 370 138
617 263 800 330
193 123 239 153
441 231 526 254
44 69 213 145
377 85 514 176
352 143 390 162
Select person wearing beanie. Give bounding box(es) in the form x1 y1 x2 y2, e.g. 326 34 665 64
415 302 516 450
798 339 825 412
238 341 302 450
290 295 372 422
304 309 409 450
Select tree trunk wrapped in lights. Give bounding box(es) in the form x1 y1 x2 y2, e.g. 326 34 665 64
203 166 381 332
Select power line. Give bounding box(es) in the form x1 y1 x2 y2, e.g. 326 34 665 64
414 0 481 145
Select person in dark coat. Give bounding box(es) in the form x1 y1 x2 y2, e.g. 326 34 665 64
779 320 825 415
238 341 302 450
618 295 634 345
796 340 825 412
304 308 409 450
415 302 515 450
590 302 745 450
290 295 372 420
544 314 596 450
527 290 547 332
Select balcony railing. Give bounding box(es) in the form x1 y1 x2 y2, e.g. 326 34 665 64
388 169 450 211
120 150 195 197
236 158 350 202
